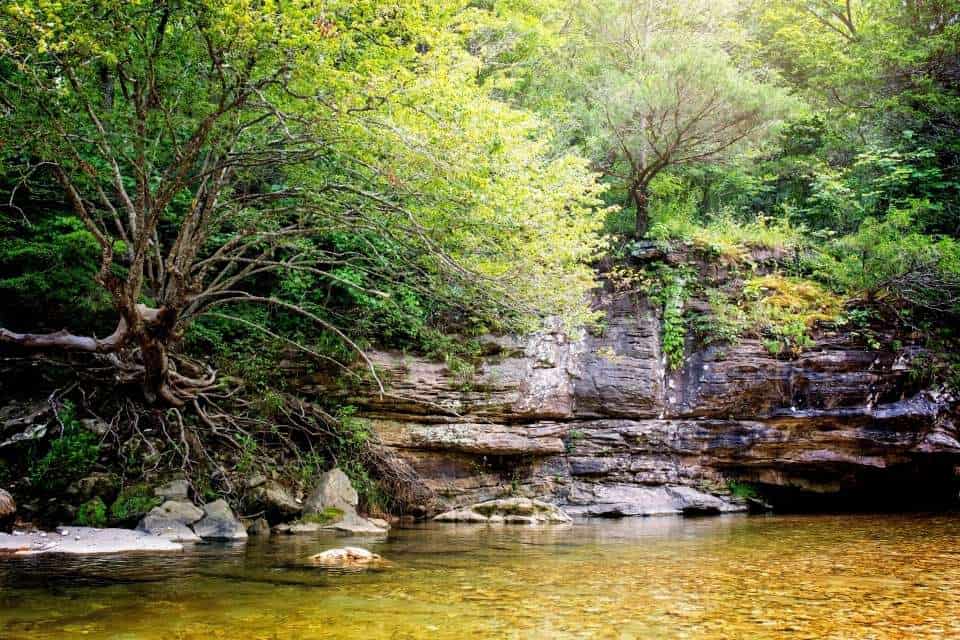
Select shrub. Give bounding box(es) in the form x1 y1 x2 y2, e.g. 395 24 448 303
110 484 161 523
76 497 108 528
30 401 100 492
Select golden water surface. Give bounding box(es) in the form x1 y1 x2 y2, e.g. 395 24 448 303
2 514 959 639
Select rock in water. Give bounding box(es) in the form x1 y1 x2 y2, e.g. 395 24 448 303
247 517 271 537
309 546 382 565
434 498 572 525
0 489 15 532
302 467 388 535
137 500 205 542
192 499 248 541
137 515 201 543
0 527 181 555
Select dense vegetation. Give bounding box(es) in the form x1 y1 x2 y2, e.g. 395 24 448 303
0 0 957 517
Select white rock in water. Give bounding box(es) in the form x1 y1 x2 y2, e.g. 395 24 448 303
309 546 382 564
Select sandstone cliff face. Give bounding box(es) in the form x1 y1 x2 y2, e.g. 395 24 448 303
336 292 960 517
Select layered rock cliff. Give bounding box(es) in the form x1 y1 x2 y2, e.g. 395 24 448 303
327 269 960 517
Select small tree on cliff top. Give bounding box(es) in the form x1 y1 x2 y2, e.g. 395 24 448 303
565 0 795 237
0 0 606 407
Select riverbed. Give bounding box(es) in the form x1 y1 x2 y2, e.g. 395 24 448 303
2 514 959 639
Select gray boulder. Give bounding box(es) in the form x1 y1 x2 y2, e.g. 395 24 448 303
434 498 572 525
137 515 201 542
304 468 357 513
192 499 248 541
148 500 204 524
136 499 205 543
251 481 301 518
303 468 388 535
154 478 190 501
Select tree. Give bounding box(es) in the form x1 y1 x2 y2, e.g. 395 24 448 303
528 0 796 236
0 0 606 407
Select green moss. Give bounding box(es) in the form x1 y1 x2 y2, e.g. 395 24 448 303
110 484 161 523
744 275 843 356
300 507 344 525
727 481 759 501
30 401 100 492
76 497 108 528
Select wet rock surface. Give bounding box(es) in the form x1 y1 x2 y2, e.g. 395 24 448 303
0 527 182 555
192 500 248 541
321 290 960 517
302 468 388 535
434 498 572 524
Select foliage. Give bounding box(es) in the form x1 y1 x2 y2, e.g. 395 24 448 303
76 497 108 528
109 484 161 524
29 401 100 493
727 481 759 501
300 507 345 525
743 275 843 355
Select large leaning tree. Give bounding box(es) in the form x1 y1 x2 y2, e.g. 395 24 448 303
0 0 606 407
564 0 794 237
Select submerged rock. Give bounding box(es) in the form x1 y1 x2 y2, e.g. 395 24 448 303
434 498 572 525
248 517 271 536
192 499 247 541
309 546 382 565
0 527 181 555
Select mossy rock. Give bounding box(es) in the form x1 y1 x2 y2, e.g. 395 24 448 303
300 507 344 525
110 484 161 525
76 497 108 528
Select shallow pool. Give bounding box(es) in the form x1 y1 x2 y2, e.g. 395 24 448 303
2 514 959 638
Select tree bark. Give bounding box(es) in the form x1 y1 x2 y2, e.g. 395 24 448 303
632 181 650 239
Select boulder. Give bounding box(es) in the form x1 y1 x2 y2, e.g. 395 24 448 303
67 472 120 503
0 527 181 555
0 489 15 532
153 478 190 501
137 514 201 543
302 468 388 535
434 498 572 525
250 481 301 518
192 499 248 541
147 500 204 525
309 546 382 565
136 499 205 543
304 468 357 513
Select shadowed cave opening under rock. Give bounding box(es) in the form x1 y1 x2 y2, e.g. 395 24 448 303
744 461 960 513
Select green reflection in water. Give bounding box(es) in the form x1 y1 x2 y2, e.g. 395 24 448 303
2 514 959 639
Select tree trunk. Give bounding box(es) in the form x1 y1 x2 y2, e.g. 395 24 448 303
632 182 650 239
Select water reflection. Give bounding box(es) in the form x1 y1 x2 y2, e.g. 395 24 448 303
2 514 959 639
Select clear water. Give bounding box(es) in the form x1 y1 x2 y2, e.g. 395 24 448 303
2 514 959 639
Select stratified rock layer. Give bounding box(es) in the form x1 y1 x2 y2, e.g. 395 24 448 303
317 289 960 517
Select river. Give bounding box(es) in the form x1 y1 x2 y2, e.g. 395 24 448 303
2 514 959 639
